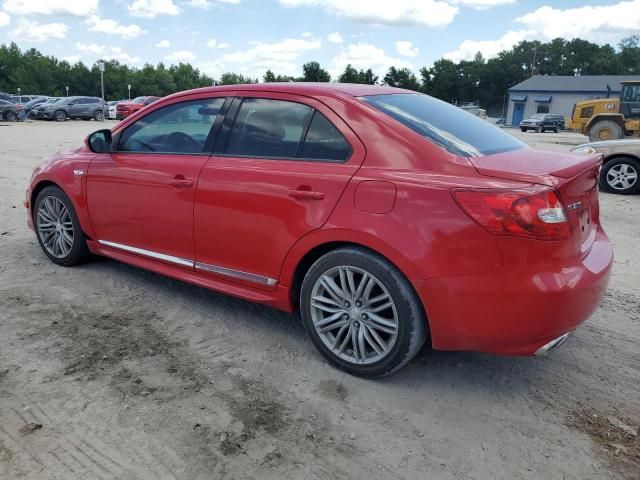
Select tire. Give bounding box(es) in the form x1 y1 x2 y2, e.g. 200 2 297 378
300 247 428 378
600 157 640 195
33 186 90 266
520 127 527 132
54 110 67 122
536 124 543 133
589 120 624 142
5 111 17 121
94 110 104 121
553 126 559 133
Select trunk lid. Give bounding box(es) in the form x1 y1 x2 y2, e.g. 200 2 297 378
468 147 603 257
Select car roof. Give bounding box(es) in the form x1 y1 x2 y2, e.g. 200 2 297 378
169 83 410 101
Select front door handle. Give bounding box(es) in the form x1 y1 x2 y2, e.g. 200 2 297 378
288 186 324 200
168 175 194 188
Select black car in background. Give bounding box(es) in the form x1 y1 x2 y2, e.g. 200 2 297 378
520 114 566 133
35 96 106 121
0 99 20 121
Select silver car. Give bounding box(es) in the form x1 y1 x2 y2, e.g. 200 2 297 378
572 139 640 195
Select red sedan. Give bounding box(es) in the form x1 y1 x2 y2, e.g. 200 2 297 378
25 84 612 377
115 96 160 119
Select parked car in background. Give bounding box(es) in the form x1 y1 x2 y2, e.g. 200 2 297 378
23 97 50 117
25 83 612 377
107 100 124 120
11 95 43 104
572 139 640 195
0 99 20 121
116 96 160 119
30 97 60 118
35 96 106 122
520 114 566 133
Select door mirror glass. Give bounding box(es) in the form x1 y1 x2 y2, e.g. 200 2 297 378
86 129 112 153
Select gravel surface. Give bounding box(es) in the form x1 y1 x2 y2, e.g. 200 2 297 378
1 120 638 480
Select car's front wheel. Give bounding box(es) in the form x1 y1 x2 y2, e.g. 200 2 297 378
5 111 17 121
54 110 66 122
300 247 428 378
600 157 640 195
520 127 527 132
34 186 90 266
536 124 544 133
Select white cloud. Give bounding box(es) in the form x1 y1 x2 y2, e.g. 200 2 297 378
516 1 640 43
444 30 534 62
279 0 458 27
395 40 419 57
217 42 230 49
155 39 170 48
2 0 98 16
328 32 343 44
220 37 322 78
10 18 67 41
449 0 515 10
206 38 231 48
301 31 313 38
0 11 9 26
165 49 196 62
62 54 81 63
85 15 146 39
444 0 640 62
76 42 141 64
329 42 413 79
185 0 240 7
128 0 179 18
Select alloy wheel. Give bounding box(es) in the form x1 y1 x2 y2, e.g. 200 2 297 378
606 163 638 191
36 196 74 258
310 266 399 365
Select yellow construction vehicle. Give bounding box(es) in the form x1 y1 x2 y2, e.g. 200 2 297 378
568 80 640 141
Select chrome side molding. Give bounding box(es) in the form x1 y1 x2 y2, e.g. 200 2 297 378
98 240 194 268
195 262 277 286
98 239 277 286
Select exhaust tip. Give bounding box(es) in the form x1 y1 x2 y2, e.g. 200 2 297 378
535 332 571 356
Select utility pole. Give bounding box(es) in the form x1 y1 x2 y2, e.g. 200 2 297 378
99 61 105 122
531 45 538 77
65 85 69 96
128 84 131 100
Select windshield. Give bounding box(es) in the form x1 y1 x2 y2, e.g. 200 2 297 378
132 97 146 104
362 93 525 157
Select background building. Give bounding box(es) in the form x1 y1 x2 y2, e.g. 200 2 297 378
506 75 640 126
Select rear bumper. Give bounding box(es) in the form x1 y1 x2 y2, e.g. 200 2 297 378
418 229 613 356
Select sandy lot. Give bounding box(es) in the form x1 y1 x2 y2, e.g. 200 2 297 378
1 120 638 480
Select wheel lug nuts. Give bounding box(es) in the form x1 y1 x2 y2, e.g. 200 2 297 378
344 302 350 308
361 313 368 320
342 314 349 320
355 301 362 307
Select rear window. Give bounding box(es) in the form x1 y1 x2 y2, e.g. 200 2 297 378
361 93 525 157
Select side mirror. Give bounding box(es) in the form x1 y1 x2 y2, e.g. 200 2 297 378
85 129 112 153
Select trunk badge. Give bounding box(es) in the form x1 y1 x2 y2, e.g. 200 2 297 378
566 202 583 211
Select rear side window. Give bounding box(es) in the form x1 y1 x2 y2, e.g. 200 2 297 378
362 93 525 157
226 98 312 158
300 111 351 162
118 98 225 154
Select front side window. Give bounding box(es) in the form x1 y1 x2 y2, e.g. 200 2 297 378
300 111 351 162
118 98 225 154
362 93 525 157
226 98 312 158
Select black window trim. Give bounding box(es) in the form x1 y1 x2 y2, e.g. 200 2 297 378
113 96 231 156
214 96 353 164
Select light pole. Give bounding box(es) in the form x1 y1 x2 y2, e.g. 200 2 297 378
17 87 21 103
99 61 105 122
127 84 131 100
65 86 69 96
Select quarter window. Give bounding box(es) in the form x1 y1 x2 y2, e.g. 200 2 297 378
118 98 225 154
226 98 312 158
300 111 351 162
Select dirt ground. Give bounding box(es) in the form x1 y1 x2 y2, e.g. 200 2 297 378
1 120 639 480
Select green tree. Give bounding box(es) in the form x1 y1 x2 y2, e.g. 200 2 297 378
301 61 330 82
218 72 256 85
384 66 419 90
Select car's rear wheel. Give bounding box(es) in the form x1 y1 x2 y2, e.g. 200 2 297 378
34 186 90 266
54 110 66 122
300 247 427 378
553 126 559 133
94 110 104 121
600 157 640 195
5 111 17 121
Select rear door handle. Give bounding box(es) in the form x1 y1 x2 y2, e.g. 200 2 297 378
288 188 324 200
168 175 194 188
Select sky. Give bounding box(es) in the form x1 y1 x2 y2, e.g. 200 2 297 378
0 0 639 80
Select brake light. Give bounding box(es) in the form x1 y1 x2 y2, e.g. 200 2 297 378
452 186 570 240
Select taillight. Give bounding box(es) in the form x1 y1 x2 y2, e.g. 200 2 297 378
452 186 570 241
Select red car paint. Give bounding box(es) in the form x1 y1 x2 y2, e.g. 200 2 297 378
115 96 160 119
26 83 613 356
